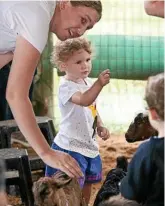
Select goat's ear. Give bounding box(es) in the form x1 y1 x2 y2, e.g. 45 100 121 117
56 176 72 188
53 172 72 188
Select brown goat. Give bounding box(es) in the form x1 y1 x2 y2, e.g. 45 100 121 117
33 172 87 206
125 112 158 143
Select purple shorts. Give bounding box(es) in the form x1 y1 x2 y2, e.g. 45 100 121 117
45 142 102 188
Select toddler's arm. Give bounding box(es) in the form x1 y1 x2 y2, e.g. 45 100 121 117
71 70 110 106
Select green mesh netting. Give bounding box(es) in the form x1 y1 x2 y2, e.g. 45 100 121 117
87 35 164 80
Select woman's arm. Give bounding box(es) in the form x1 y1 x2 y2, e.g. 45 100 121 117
6 36 82 178
0 53 13 69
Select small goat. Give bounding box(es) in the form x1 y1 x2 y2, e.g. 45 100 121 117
33 171 87 206
125 112 158 143
93 156 128 206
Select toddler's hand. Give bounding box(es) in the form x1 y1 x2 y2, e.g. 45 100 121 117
97 69 110 87
97 126 110 141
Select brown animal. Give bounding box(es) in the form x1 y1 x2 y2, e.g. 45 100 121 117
125 112 158 143
33 172 87 206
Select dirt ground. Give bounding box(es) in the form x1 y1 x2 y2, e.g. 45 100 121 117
7 134 141 206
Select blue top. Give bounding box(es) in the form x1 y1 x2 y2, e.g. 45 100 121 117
120 137 164 206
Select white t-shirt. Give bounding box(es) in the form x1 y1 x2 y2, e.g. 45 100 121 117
0 1 56 54
55 77 99 158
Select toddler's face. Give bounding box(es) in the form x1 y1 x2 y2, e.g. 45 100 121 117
65 49 92 79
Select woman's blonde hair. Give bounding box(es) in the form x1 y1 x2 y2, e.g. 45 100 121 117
70 0 102 20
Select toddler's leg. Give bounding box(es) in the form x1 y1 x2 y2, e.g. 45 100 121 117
82 183 92 205
85 155 102 205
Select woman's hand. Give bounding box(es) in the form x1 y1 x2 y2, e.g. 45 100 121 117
144 0 164 18
42 148 83 178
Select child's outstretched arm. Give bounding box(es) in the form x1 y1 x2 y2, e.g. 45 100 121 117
71 69 110 107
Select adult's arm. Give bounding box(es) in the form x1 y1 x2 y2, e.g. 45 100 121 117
6 36 82 178
144 1 164 18
0 53 13 69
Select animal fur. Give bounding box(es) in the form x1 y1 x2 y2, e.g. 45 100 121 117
125 112 158 143
33 171 87 206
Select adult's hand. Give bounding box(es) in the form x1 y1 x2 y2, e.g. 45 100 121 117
42 148 83 178
144 0 164 18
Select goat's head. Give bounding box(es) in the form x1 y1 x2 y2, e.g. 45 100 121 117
116 156 128 172
125 112 158 143
33 172 86 206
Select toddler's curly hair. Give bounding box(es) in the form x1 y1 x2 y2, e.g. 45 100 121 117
51 38 92 69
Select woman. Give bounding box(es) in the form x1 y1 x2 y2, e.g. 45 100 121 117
0 0 102 178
